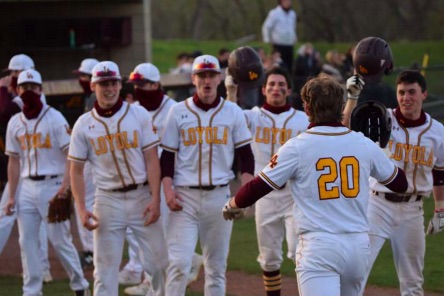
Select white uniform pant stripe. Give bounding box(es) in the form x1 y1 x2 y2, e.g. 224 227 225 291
165 186 232 296
93 187 168 296
18 178 88 295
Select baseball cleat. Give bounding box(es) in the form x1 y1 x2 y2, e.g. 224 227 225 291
124 281 154 296
187 253 204 286
74 288 91 296
43 271 53 284
118 269 142 285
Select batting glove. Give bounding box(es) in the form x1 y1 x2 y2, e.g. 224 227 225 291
346 75 365 100
222 199 245 221
426 209 444 235
224 70 238 103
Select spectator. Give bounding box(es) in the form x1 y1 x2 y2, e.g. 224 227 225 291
321 50 344 82
218 48 230 68
262 0 297 74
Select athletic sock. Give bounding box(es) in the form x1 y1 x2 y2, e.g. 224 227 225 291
263 269 281 296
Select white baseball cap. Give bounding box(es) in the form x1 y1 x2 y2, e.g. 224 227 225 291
192 55 221 74
17 69 42 85
91 61 121 83
73 58 99 75
128 63 161 83
6 54 35 71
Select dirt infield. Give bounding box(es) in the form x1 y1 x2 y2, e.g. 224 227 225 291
0 221 440 296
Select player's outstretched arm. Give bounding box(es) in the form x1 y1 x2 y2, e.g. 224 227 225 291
426 185 444 235
342 75 364 127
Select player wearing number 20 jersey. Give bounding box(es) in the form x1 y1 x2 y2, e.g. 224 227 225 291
225 74 408 296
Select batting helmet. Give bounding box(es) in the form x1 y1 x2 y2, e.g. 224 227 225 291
227 46 264 109
350 100 392 148
353 37 393 84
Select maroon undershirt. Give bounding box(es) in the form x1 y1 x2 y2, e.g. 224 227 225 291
94 98 123 117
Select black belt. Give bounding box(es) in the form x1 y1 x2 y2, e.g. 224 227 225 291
187 183 229 191
373 191 422 203
28 175 59 181
105 181 149 193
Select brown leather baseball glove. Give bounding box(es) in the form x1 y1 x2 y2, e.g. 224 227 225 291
47 189 73 223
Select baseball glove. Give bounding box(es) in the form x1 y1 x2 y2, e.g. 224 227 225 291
47 189 73 223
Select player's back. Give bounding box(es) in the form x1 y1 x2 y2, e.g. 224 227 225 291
288 126 395 234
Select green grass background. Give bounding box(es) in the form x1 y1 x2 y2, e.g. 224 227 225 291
0 39 443 295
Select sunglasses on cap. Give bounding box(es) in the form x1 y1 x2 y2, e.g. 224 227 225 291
193 62 219 71
129 71 145 81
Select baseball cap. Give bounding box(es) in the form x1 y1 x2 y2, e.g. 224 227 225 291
5 54 35 71
192 55 221 74
73 58 100 75
91 61 121 83
228 46 264 89
128 63 161 83
17 69 42 85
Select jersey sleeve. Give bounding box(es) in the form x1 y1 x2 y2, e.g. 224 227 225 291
68 118 88 163
368 140 398 184
137 107 159 151
160 105 180 153
5 116 20 157
232 105 252 148
259 138 299 190
52 111 71 151
433 122 444 171
243 109 256 134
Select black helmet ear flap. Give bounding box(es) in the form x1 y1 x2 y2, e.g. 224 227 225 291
350 100 392 148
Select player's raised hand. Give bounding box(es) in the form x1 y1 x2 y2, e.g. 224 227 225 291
346 74 365 100
165 186 184 211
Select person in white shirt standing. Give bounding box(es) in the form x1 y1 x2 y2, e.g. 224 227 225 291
262 0 297 74
4 69 89 296
69 61 168 296
223 73 409 296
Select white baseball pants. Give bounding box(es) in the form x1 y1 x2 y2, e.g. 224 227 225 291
361 195 425 296
255 189 297 272
0 183 51 275
17 177 89 295
93 186 168 296
165 186 232 296
296 232 370 296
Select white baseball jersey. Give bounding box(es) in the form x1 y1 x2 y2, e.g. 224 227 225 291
68 102 159 190
135 95 176 156
244 106 309 175
259 126 398 234
161 97 251 186
5 104 70 177
370 110 444 196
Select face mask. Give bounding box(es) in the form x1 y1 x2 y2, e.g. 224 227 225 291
135 88 164 111
10 76 18 90
21 90 43 119
78 79 92 95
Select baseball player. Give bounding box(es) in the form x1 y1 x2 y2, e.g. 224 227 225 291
344 70 444 295
160 54 255 295
4 69 89 295
0 54 52 283
119 62 177 295
223 73 409 296
71 58 99 269
69 61 168 296
237 67 308 295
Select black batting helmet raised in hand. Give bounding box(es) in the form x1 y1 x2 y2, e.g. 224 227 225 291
350 100 392 148
227 46 265 109
353 37 393 84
